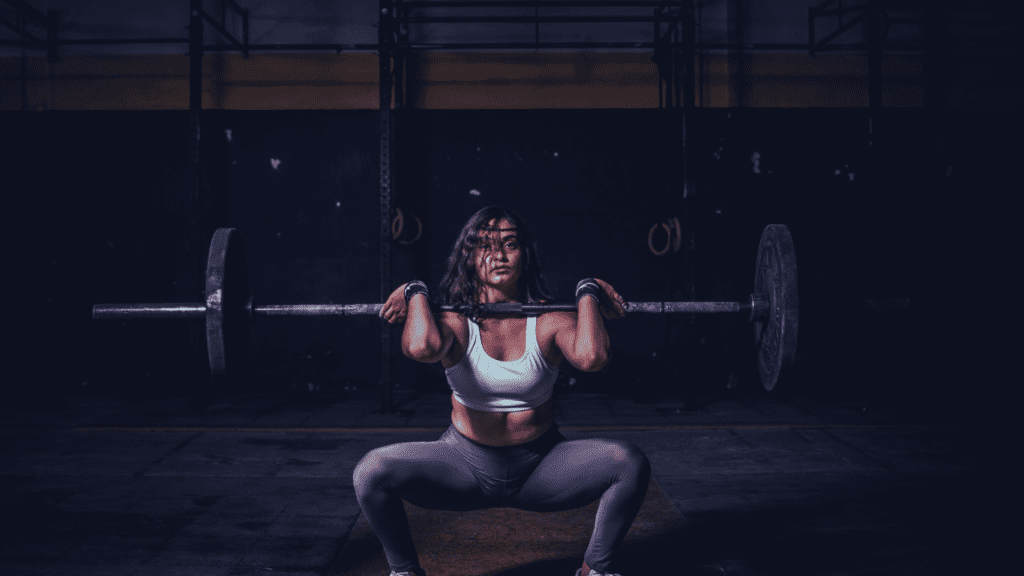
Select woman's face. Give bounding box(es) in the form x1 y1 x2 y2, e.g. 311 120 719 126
473 218 523 291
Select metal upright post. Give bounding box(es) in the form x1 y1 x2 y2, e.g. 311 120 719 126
682 2 695 112
242 8 250 58
46 9 58 63
379 0 395 414
808 5 816 58
681 1 697 410
19 9 27 110
924 2 947 109
189 0 204 290
394 53 404 109
866 0 882 111
188 0 207 400
654 6 663 108
678 2 696 203
669 29 678 108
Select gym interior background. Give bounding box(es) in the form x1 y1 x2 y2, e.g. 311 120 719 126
1 1 1019 574
4 0 1015 414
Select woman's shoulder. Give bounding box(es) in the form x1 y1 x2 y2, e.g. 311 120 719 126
438 310 469 332
536 299 576 331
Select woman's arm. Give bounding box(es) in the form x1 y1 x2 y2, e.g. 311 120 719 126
554 279 626 372
401 294 454 364
379 282 453 363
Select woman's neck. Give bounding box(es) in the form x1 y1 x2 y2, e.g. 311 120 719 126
475 284 522 304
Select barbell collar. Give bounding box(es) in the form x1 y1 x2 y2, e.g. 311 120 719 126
750 293 769 321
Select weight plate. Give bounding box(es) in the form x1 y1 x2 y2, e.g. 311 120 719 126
753 224 799 391
206 228 250 386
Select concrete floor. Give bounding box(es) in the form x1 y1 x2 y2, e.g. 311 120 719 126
0 388 1010 576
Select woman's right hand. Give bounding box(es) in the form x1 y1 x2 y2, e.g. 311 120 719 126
379 283 409 324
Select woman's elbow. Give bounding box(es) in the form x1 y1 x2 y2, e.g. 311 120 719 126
576 351 611 373
404 340 443 363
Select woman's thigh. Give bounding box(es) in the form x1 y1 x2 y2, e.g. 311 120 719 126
508 438 647 512
353 434 491 511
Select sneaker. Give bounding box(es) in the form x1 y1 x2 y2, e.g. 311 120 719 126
575 570 622 576
390 571 425 576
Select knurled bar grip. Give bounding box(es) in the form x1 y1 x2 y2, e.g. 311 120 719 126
93 299 763 319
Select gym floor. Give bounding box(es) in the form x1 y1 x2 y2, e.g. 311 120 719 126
0 388 1008 576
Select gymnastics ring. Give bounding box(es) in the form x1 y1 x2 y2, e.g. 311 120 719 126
671 217 682 252
648 222 672 256
392 208 404 240
397 213 424 245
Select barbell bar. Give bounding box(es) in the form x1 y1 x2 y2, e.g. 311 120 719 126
93 224 800 391
93 299 767 318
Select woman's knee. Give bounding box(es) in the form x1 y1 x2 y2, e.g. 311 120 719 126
608 440 651 477
353 446 395 496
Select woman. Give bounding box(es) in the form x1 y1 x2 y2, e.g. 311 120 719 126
353 206 651 576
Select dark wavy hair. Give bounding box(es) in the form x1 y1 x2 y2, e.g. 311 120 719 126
438 206 554 322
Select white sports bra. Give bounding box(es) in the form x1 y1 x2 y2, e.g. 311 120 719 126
444 316 560 412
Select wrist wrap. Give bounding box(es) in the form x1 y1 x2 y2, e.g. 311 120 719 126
404 280 429 303
575 278 601 305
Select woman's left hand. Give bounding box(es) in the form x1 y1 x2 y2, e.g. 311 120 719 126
379 283 409 324
594 278 627 320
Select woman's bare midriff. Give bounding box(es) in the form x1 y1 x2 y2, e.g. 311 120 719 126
451 395 554 447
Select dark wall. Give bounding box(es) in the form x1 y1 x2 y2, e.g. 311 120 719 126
7 108 1013 417
9 111 196 401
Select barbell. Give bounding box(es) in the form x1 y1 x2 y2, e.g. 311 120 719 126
93 224 800 391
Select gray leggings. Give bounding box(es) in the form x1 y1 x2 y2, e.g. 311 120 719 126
353 423 651 575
